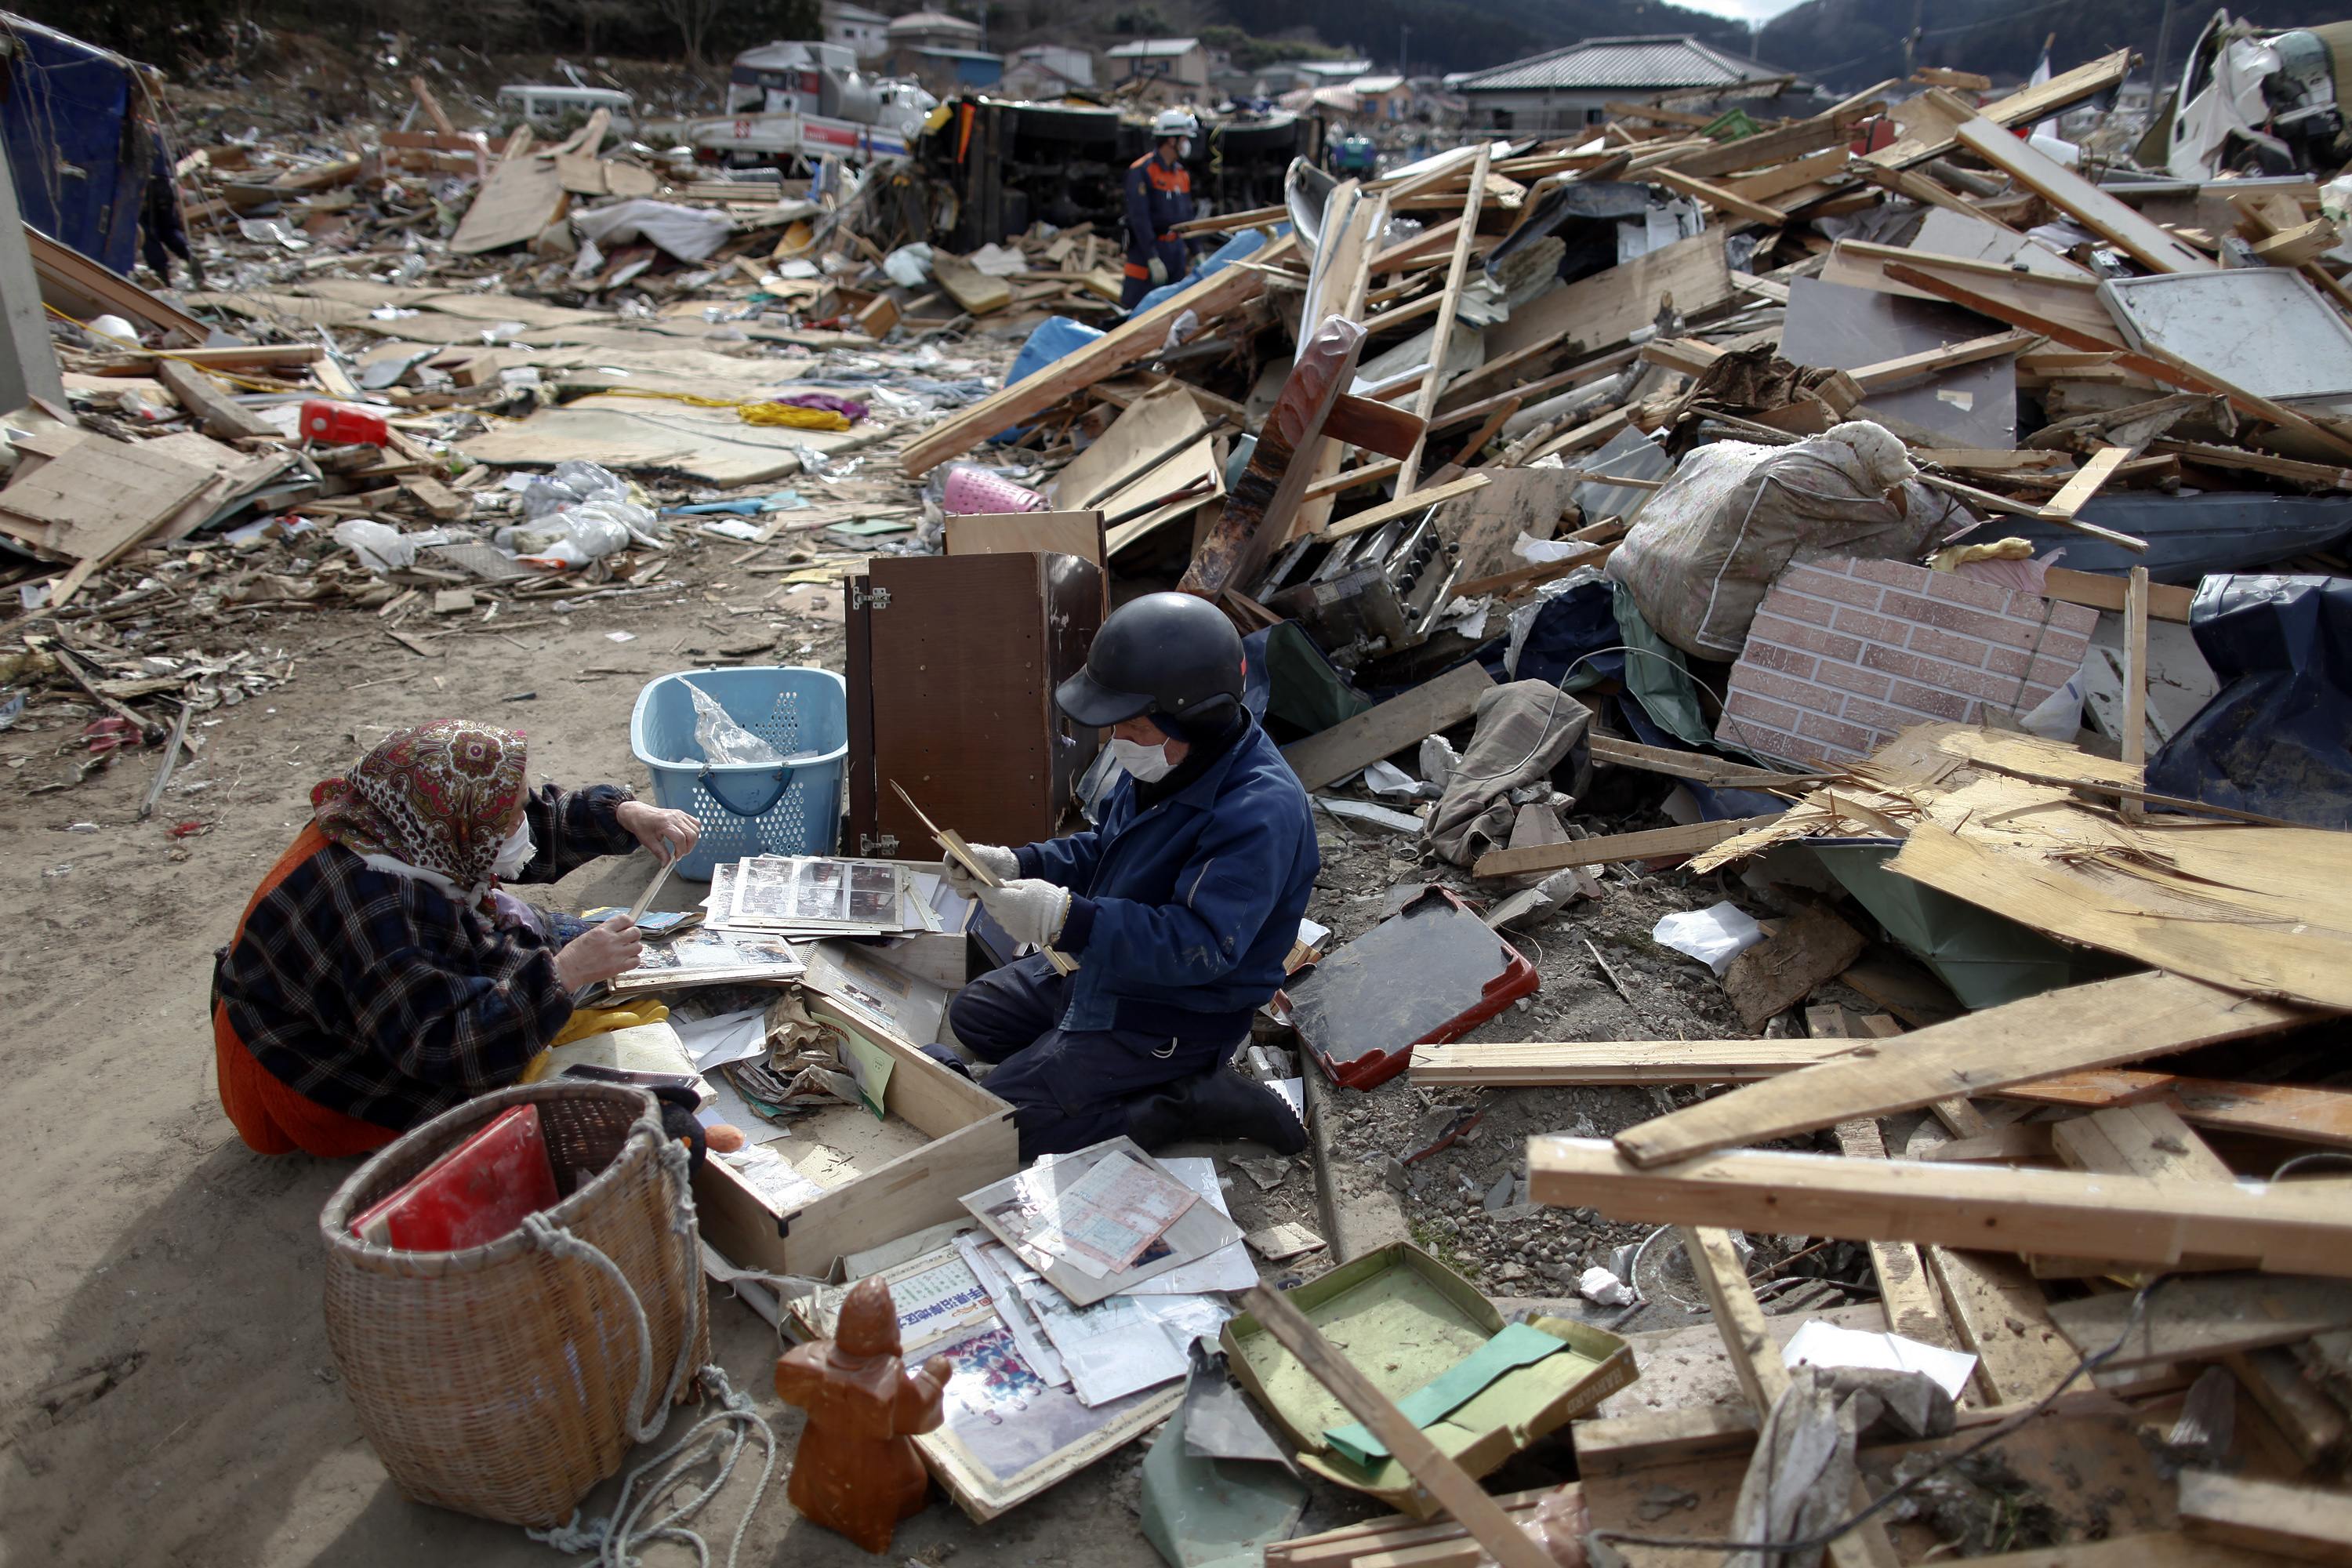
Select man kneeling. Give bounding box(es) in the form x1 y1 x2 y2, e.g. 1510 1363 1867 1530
940 593 1316 1163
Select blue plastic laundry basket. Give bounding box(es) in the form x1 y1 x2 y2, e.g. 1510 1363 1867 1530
628 666 848 880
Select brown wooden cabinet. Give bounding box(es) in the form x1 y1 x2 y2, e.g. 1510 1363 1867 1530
845 550 1105 856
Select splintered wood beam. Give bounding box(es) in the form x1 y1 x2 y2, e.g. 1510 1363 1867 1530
2179 1469 2352 1563
1411 1039 1852 1086
2001 1070 2352 1150
1237 1286 1559 1568
1471 814 1781 879
1833 1120 1962 1354
1611 971 2312 1170
1395 143 1489 498
1528 1138 2352 1279
1677 1224 1903 1568
1848 329 2038 394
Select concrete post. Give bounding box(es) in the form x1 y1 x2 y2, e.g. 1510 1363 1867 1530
0 144 67 412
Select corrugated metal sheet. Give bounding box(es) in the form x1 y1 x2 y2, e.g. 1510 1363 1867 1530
1458 35 1784 93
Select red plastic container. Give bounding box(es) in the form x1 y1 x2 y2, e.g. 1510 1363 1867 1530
349 1104 561 1250
1279 885 1540 1091
299 399 390 447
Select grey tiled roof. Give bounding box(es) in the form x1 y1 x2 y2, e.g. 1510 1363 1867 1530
1458 34 1788 93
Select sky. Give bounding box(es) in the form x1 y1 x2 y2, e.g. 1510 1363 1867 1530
1662 0 1816 26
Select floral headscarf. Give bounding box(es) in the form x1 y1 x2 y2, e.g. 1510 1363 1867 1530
313 721 528 909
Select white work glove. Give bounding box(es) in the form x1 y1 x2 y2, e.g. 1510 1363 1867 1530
942 842 1018 898
1147 256 1169 285
977 878 1072 949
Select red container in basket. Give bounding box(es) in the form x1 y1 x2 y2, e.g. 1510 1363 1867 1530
1278 885 1540 1091
300 400 390 447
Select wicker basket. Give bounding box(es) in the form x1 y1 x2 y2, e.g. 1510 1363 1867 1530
318 1081 711 1526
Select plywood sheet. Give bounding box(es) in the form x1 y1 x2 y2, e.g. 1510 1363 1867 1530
1487 228 1733 361
450 153 568 255
456 397 860 485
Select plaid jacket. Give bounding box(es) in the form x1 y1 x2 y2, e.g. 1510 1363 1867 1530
212 783 637 1131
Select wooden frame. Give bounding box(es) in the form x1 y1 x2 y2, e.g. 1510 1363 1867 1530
691 1000 1016 1278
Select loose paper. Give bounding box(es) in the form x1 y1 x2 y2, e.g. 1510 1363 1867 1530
1782 1319 1980 1400
1021 1149 1198 1278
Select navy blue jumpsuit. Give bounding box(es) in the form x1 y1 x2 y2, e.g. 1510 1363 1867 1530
1121 150 1195 310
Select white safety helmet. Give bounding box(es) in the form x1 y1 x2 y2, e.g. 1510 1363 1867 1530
1152 109 1200 140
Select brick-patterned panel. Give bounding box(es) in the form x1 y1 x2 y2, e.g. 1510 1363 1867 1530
1718 556 2099 768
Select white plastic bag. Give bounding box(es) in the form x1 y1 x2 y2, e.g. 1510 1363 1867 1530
1653 900 1766 975
334 518 417 573
884 244 934 288
495 507 631 568
685 680 784 767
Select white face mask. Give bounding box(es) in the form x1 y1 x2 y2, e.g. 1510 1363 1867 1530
1105 735 1176 783
491 816 535 880
1177 137 1192 159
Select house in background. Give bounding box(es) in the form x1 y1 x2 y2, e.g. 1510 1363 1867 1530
1450 35 1799 132
1000 43 1095 99
1350 74 1414 121
886 9 985 55
1106 38 1210 92
884 11 997 91
819 0 892 65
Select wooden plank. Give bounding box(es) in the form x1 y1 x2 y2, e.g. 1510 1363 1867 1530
1535 1137 2352 1278
1925 1247 2081 1405
1722 902 1867 1031
1676 1225 1900 1568
26 228 209 343
1945 1532 2311 1568
1410 1038 1852 1087
1534 1147 2352 1279
2001 1071 2352 1150
0 433 212 560
1487 227 1733 361
1279 661 1494 792
901 252 1271 477
85 343 321 376
1649 166 1788 226
1470 814 1780 880
1890 823 2352 1011
1671 116 1856 181
2224 1347 2352 1469
2042 564 2194 623
1265 1490 1559 1568
2045 446 2134 522
1611 971 2311 1170
2049 1276 2352 1370
1833 1120 1961 1352
1848 328 2038 394
1236 1285 1559 1568
2252 217 2337 267
2152 437 2352 489
942 508 1105 568
1588 735 1819 789
153 358 278 440
2121 565 2151 822
1955 119 2212 275
409 74 458 136
1322 473 1488 540
1395 145 1487 498
2049 1102 2232 1183
2180 1470 2352 1563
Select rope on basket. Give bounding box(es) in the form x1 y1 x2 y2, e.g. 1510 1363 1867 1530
527 1365 778 1568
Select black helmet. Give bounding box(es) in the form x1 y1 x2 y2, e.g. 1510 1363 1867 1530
1055 592 1244 728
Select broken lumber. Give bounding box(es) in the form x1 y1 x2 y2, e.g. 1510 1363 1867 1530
1675 1224 1902 1568
1530 1138 2352 1279
1410 1038 1850 1086
2178 1470 2352 1563
1236 1285 1558 1568
1471 814 1780 879
1832 1120 1962 1354
2049 1275 2352 1370
1723 903 1867 1032
1280 660 1494 792
1321 472 1487 541
2001 1070 2352 1150
1953 118 2212 275
154 360 278 441
1611 971 2311 1169
901 252 1272 476
1923 1247 2080 1405
1264 1490 1559 1568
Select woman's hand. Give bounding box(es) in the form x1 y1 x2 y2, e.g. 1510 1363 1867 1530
616 800 700 862
556 915 643 989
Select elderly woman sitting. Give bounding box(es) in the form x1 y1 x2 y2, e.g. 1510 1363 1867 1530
210 720 699 1158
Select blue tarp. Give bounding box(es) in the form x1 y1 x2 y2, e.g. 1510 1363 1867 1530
1 16 146 273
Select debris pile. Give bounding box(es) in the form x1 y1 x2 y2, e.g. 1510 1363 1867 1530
14 20 2352 1565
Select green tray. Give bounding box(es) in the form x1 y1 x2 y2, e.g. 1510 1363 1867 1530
1218 1243 1635 1515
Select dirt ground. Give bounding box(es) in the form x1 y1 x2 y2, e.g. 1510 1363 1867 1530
0 485 1785 1566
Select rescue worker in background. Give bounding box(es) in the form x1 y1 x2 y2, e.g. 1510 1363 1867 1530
937 593 1318 1163
1121 109 1199 311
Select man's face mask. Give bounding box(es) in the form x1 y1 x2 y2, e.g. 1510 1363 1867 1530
491 815 534 880
1105 736 1176 783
